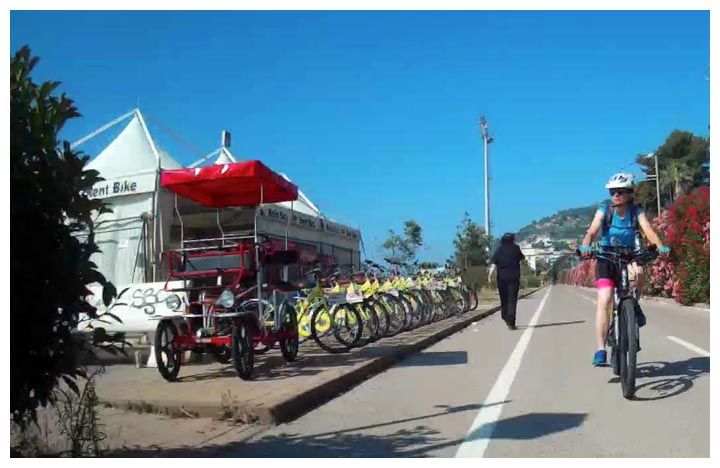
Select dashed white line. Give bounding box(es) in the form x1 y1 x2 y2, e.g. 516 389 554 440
667 336 710 357
455 287 552 458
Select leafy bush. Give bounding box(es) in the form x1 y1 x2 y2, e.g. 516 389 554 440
665 186 710 304
11 46 118 427
644 210 677 298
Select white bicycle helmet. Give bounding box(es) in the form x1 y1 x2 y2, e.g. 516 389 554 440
605 172 636 190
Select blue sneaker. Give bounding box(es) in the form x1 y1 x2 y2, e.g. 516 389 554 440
593 350 607 367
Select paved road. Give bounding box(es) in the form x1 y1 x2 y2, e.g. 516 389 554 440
205 286 710 457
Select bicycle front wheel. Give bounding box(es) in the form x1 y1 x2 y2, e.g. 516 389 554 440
619 299 639 399
311 303 363 354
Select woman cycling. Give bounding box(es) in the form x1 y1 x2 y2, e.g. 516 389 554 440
580 173 669 367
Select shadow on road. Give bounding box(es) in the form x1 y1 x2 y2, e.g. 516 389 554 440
608 356 709 401
465 412 587 443
107 406 588 457
395 351 468 367
518 320 585 330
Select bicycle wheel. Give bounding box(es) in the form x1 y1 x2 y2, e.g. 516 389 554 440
399 292 420 330
451 288 467 315
296 302 313 344
279 304 299 362
419 289 437 323
409 290 431 327
238 299 272 354
608 318 621 377
430 290 447 321
366 298 390 341
311 303 363 353
231 320 254 380
398 293 417 331
155 320 181 382
332 303 364 349
619 299 639 399
441 290 459 318
380 294 406 337
355 301 379 348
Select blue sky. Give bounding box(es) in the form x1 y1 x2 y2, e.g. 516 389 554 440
11 10 710 263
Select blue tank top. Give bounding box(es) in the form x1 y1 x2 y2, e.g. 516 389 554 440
598 204 642 248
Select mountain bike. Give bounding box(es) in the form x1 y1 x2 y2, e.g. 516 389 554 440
578 244 659 399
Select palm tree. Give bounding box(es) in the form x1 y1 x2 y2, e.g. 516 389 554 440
661 160 696 203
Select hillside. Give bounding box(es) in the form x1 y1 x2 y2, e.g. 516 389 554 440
515 200 610 245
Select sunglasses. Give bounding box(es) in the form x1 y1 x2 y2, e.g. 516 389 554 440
609 189 632 196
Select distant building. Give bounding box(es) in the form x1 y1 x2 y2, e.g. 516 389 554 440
521 246 538 270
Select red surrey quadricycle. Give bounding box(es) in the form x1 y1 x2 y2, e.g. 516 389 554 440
151 160 301 381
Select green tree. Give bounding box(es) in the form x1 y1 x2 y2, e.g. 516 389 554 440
661 159 697 203
453 212 492 268
418 261 440 269
382 230 403 263
11 46 118 427
381 220 424 264
399 220 423 263
635 130 709 215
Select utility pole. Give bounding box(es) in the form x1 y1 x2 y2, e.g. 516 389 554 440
479 115 494 240
654 152 661 215
645 152 661 215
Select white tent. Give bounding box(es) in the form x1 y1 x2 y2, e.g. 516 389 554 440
78 109 182 286
77 111 363 336
79 110 363 287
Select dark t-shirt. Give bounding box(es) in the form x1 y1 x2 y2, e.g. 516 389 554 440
491 244 525 281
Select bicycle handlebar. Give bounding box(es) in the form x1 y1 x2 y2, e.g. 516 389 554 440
576 245 659 264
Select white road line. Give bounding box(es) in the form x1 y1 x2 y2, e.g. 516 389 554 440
667 336 710 357
580 294 596 304
645 300 710 312
455 287 552 458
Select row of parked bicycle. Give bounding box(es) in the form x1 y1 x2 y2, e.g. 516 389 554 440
253 261 480 355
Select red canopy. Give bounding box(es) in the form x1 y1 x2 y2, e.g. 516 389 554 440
160 160 299 208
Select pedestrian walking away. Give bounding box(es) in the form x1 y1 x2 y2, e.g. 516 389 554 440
488 232 525 330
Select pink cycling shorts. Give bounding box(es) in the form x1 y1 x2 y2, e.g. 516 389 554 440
596 278 615 289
